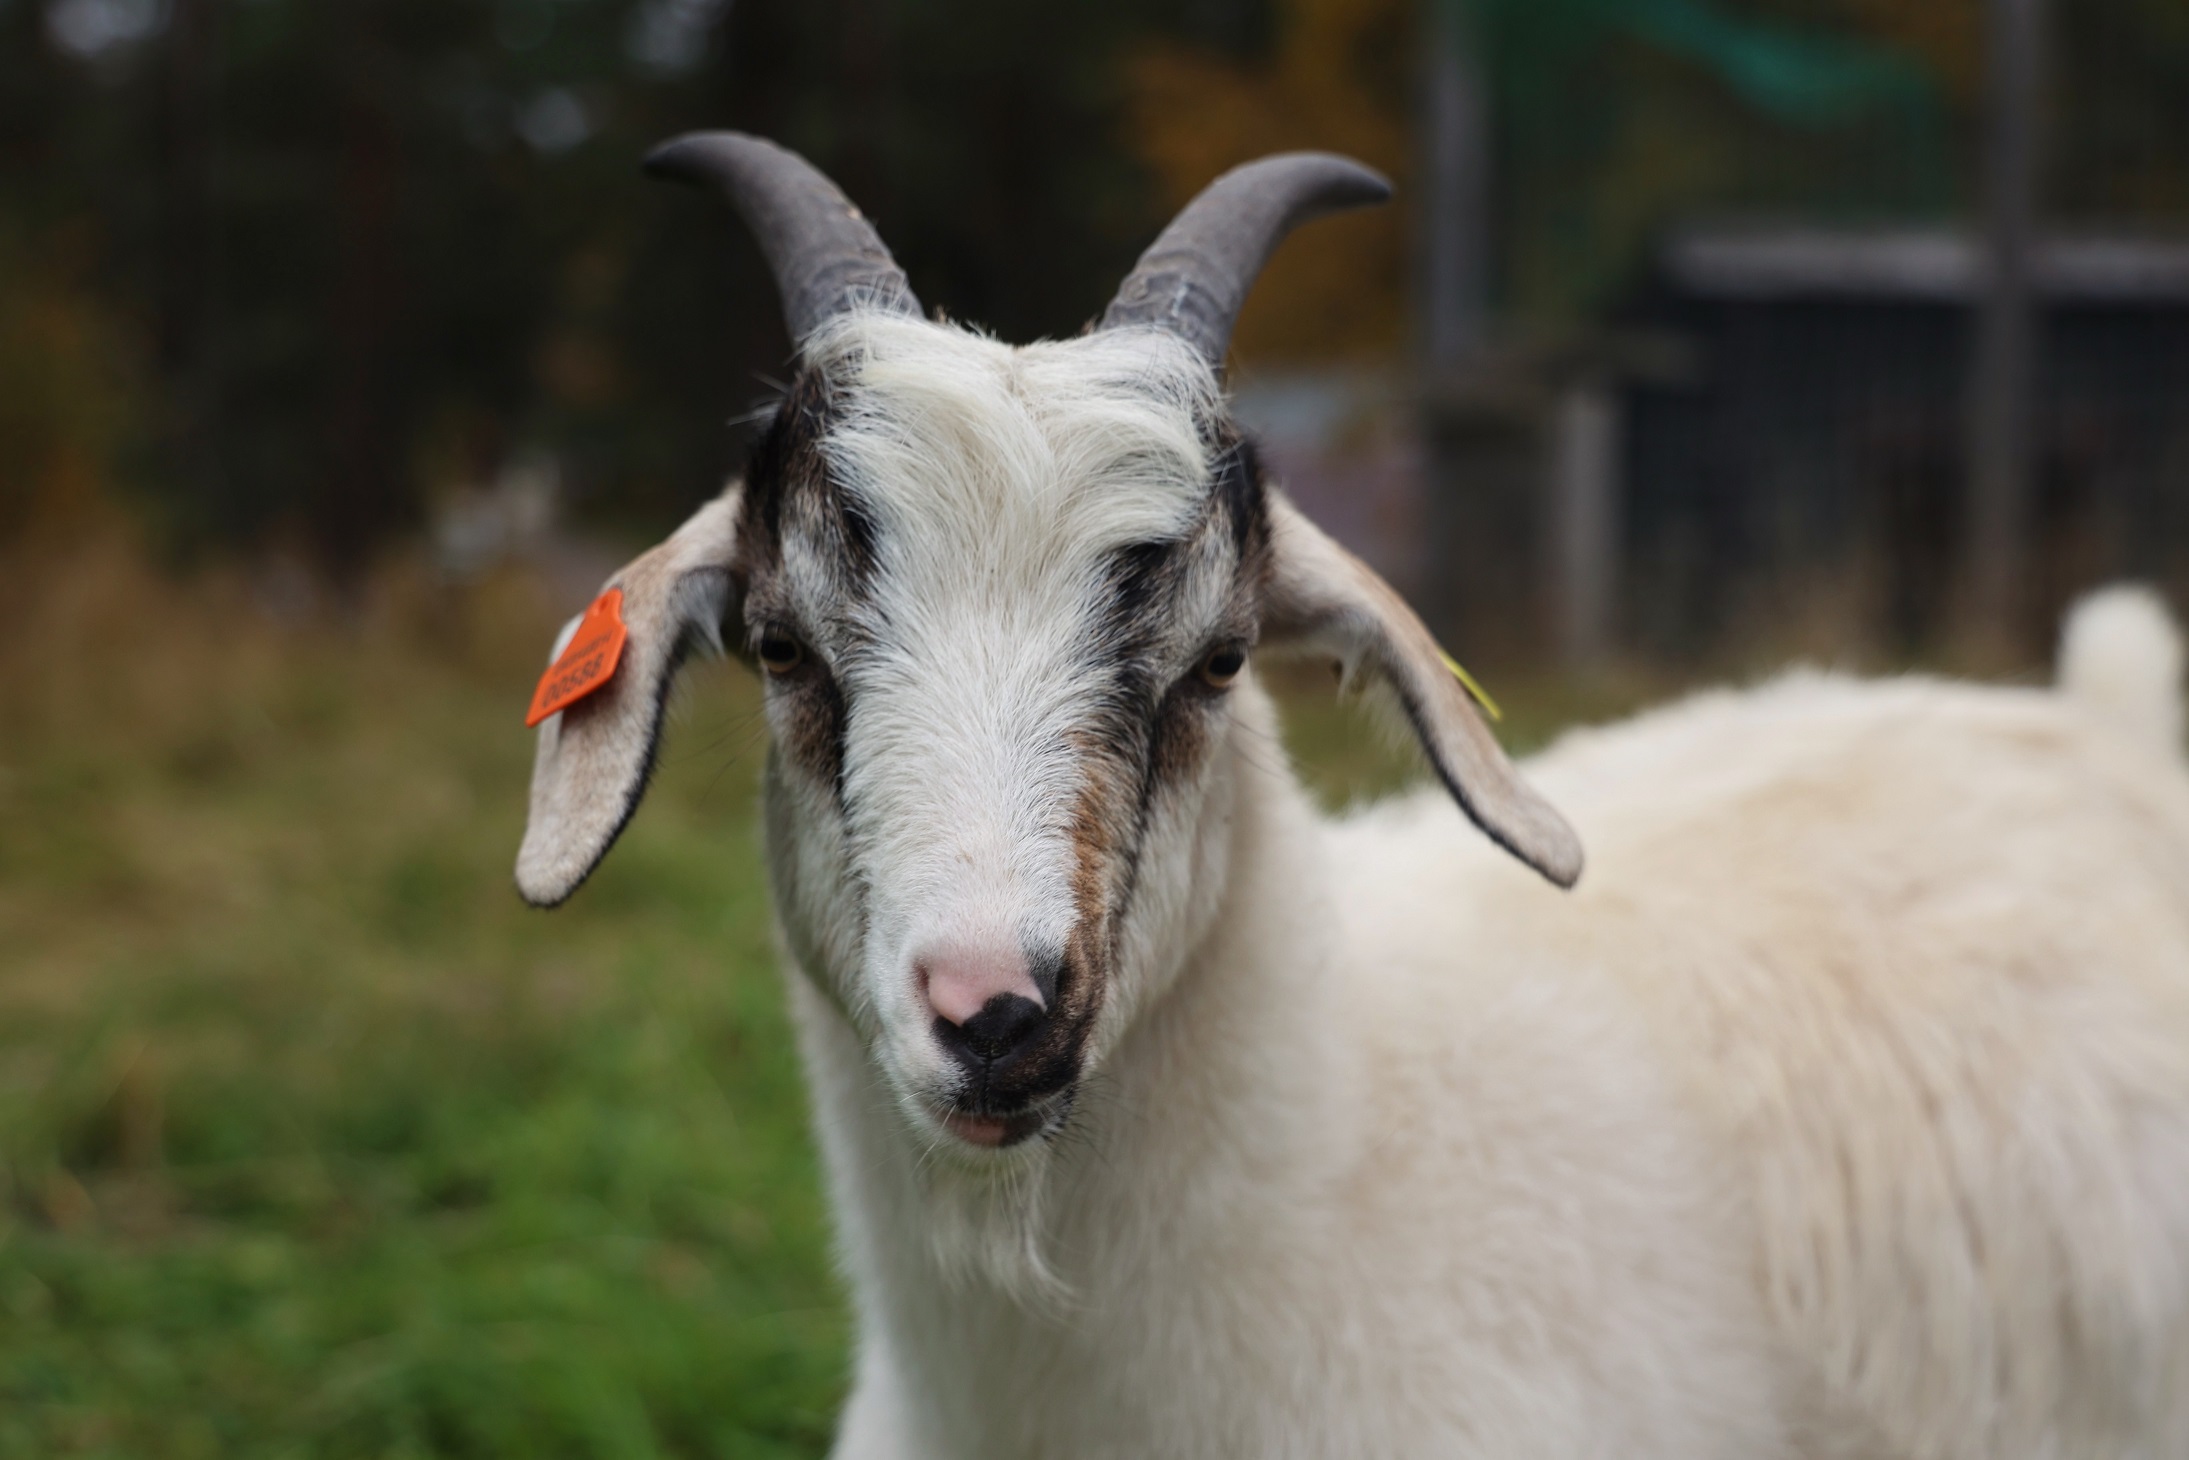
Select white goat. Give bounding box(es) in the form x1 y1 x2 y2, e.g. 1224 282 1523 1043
515 133 2189 1458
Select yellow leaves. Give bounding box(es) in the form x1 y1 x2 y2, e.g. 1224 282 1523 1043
0 226 145 543
1839 0 1982 102
1124 0 1416 363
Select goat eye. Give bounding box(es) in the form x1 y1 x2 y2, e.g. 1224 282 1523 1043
1199 645 1247 689
757 629 805 675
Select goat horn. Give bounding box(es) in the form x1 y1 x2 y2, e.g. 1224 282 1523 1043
643 131 919 344
1100 152 1392 368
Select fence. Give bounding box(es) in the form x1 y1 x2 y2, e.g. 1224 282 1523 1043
1414 0 2189 666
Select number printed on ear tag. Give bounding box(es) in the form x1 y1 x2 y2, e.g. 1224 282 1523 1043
526 588 629 727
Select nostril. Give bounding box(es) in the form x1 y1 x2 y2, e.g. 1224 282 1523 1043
916 944 1057 1070
953 993 1048 1062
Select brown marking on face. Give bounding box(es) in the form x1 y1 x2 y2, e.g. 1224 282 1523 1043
1052 425 1277 1005
1064 760 1129 1022
956 736 1132 1114
1150 676 1220 790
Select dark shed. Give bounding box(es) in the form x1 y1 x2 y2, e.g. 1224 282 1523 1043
1622 228 2189 657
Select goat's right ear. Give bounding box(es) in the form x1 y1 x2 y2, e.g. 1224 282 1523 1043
1259 494 1584 888
515 487 742 907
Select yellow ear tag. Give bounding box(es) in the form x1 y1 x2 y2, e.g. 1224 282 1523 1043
1437 649 1503 723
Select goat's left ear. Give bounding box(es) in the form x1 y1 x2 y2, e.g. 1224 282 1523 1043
1260 494 1584 888
515 487 742 907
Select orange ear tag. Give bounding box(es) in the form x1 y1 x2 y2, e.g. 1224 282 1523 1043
526 587 629 727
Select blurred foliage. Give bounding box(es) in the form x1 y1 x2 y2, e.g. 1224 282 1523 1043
0 225 145 543
1128 0 1415 361
0 529 1651 1455
1130 0 1954 343
7 0 2189 567
2052 0 2189 224
1137 0 2189 335
0 537 839 1456
1841 0 1981 99
1471 0 1952 322
0 0 1277 572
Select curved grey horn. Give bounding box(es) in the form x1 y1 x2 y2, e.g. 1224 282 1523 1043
644 131 919 344
1100 152 1391 367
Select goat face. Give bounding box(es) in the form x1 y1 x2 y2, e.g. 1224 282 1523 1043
514 134 1581 1162
744 315 1266 1150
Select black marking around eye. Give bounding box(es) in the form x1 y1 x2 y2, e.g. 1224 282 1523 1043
1212 429 1267 559
736 367 877 606
740 368 834 547
734 365 862 802
1104 538 1184 641
1073 423 1277 961
804 664 851 802
837 494 880 585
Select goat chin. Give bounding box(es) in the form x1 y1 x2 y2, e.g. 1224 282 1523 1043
780 601 2189 1460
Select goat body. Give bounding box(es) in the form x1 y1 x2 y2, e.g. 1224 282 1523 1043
514 133 2189 1458
808 591 2189 1459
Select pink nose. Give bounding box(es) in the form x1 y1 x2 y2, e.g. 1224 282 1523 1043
920 944 1047 1027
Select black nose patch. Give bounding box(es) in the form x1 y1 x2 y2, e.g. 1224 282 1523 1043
938 993 1048 1067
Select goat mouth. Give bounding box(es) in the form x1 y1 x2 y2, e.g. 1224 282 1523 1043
938 1089 1071 1149
941 1107 1047 1147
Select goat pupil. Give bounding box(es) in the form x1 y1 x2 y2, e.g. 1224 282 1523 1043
760 632 801 671
1203 647 1245 685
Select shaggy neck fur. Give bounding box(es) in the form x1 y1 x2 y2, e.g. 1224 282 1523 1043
779 673 1344 1368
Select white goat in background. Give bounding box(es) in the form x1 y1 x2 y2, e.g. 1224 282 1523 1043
514 132 2189 1458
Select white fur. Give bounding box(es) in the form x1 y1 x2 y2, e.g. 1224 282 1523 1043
751 315 2189 1457
803 684 1788 1457
2061 583 2186 761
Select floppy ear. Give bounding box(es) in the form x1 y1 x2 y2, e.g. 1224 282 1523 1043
515 488 743 907
1260 494 1584 888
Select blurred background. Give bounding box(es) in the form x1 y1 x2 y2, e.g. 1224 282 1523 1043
4 0 2187 1453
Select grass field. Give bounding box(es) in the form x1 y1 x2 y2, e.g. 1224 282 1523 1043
0 537 1651 1458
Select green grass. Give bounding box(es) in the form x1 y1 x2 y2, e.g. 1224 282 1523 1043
2 550 838 1459
0 542 1653 1457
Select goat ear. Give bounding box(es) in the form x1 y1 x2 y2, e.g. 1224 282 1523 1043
515 488 742 907
1260 494 1584 888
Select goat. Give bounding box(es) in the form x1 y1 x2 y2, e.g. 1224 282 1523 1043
514 133 2189 1458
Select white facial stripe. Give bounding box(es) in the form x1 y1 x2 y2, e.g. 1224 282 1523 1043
848 632 1091 957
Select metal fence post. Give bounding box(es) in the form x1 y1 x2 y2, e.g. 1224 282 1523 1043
1964 0 2045 658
